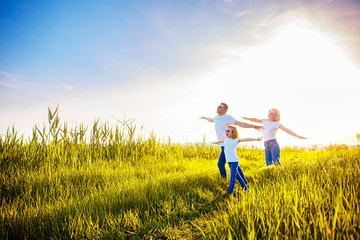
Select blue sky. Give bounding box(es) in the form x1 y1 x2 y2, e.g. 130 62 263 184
1 0 360 146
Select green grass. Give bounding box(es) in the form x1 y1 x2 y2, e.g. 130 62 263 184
209 149 360 239
1 108 359 239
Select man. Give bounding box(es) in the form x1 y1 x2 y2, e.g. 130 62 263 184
200 103 263 186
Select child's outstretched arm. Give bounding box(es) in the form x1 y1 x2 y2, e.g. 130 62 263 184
199 116 214 123
242 117 262 123
238 136 263 142
212 140 224 144
279 125 307 139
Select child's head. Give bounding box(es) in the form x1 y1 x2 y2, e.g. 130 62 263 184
268 108 280 121
225 125 239 139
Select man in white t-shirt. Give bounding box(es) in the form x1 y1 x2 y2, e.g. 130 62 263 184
200 103 263 185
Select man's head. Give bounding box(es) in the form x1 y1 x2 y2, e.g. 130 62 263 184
216 103 228 115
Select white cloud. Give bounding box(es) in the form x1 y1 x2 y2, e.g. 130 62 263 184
65 85 74 90
0 71 25 89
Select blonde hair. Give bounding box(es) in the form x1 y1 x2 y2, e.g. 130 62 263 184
268 108 280 121
227 125 239 139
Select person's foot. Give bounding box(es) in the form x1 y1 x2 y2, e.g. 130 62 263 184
226 192 234 197
244 189 250 194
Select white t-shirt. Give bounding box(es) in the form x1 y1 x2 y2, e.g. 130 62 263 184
224 138 239 162
262 119 282 141
212 114 236 146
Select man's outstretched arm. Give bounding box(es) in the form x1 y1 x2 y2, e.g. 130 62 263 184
234 121 263 131
199 116 214 123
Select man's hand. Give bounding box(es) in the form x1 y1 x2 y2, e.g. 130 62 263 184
199 116 213 122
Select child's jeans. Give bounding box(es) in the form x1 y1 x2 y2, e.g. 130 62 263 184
218 147 249 186
228 162 247 195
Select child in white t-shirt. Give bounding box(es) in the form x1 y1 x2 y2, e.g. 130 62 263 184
243 108 307 166
213 125 262 195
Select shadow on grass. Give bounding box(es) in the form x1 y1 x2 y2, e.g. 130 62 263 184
3 172 233 239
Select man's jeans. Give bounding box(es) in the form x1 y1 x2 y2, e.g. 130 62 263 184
264 139 281 166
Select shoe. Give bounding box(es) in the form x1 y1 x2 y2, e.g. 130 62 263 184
244 189 250 194
226 192 233 197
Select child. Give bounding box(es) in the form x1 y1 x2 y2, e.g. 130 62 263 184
213 125 262 195
243 108 307 167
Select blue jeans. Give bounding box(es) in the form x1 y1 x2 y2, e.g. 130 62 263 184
218 147 248 186
228 162 248 194
264 139 281 166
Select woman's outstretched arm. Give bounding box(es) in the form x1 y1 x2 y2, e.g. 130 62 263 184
279 125 307 139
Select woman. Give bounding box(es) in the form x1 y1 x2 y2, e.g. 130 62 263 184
243 108 307 166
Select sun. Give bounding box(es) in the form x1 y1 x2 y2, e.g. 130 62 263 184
259 21 358 83
210 18 360 97
213 19 359 86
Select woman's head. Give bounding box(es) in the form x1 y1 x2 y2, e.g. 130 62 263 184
268 108 280 121
225 125 239 139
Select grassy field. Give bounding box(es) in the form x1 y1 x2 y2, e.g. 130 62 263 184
1 108 359 239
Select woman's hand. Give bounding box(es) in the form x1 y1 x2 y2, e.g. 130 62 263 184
298 136 308 139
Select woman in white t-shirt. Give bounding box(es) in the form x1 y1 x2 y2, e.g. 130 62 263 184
213 125 262 195
243 108 307 166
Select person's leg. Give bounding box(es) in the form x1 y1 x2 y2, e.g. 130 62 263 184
234 164 249 193
270 140 281 166
227 162 238 195
236 165 248 187
217 146 227 178
264 142 273 166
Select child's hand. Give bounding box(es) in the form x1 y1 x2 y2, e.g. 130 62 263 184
257 136 263 141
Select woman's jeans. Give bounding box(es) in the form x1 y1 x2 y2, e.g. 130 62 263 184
228 162 247 194
218 147 248 186
264 139 281 166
